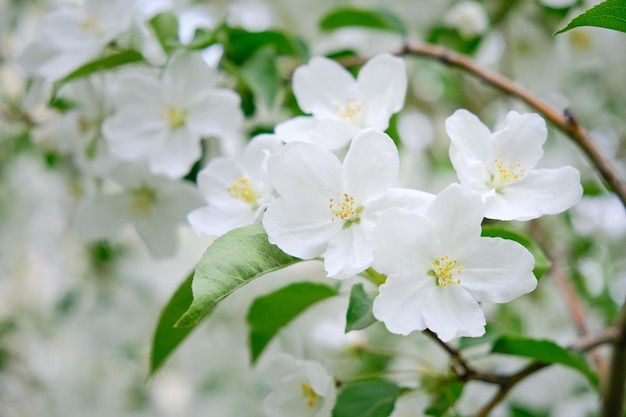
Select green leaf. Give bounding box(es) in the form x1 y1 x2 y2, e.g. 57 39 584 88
240 48 280 107
491 336 599 388
225 28 309 64
176 223 301 327
247 282 338 363
320 8 406 35
555 0 626 35
54 50 143 89
423 379 464 416
333 379 399 417
148 11 180 53
345 283 377 332
458 324 503 350
481 224 551 279
150 273 195 375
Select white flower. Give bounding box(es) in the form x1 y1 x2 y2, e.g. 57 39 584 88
261 354 335 417
17 0 138 82
73 163 203 258
446 109 582 221
285 53 406 150
187 134 283 237
443 1 489 39
262 128 434 279
102 51 243 179
371 184 537 342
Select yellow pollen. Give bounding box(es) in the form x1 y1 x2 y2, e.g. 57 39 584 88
431 255 463 286
330 193 356 220
570 30 592 51
227 177 258 207
334 98 363 123
491 153 525 189
130 185 157 218
77 116 92 134
301 383 319 408
80 16 97 31
167 107 187 129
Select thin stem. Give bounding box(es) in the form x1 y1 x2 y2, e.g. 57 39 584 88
602 302 626 417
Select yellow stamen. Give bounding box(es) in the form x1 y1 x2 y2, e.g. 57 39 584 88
130 185 157 218
430 255 463 286
301 383 319 408
227 177 258 208
334 98 363 123
490 153 525 189
329 193 363 228
167 107 187 130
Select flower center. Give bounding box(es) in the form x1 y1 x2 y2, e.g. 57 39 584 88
301 383 319 408
334 98 364 124
77 116 92 134
329 193 363 229
489 153 525 190
430 255 464 286
129 185 157 218
167 107 187 130
227 177 259 208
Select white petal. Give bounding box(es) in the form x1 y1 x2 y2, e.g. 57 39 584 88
186 88 243 141
460 237 536 303
343 129 398 204
196 157 245 205
73 194 130 239
135 218 179 258
446 109 492 167
324 225 372 279
162 51 217 104
275 116 317 143
373 273 431 335
242 134 284 180
148 128 202 179
365 188 435 217
426 184 484 251
484 167 582 221
268 142 342 198
357 53 407 114
111 73 161 107
263 196 341 259
308 118 360 150
490 111 547 171
423 285 486 342
102 110 168 159
292 56 357 118
187 205 258 237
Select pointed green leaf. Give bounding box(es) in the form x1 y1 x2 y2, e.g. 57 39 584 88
491 336 599 388
225 28 309 64
333 379 399 417
481 224 551 279
345 283 377 332
247 282 338 363
54 50 143 90
148 11 180 53
150 273 194 375
176 224 300 327
320 8 406 35
555 0 626 35
241 48 280 107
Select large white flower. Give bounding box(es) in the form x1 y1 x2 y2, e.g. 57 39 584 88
371 184 537 342
446 109 582 221
102 51 243 179
187 134 283 237
261 354 335 417
283 53 406 150
262 128 434 279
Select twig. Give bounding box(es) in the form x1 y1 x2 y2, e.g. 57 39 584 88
602 302 626 417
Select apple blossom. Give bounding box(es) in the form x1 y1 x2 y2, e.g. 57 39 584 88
371 184 537 342
446 109 582 221
187 134 283 237
262 128 434 279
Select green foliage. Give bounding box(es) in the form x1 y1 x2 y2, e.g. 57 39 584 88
320 8 406 36
150 273 194 375
176 224 301 327
555 0 626 35
345 283 377 332
148 11 180 53
491 336 599 388
458 324 503 350
426 27 483 55
423 379 464 417
223 28 309 64
481 224 551 279
240 48 281 107
247 282 337 363
333 379 399 417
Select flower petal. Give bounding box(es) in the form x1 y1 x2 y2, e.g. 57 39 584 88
196 157 246 207
111 73 162 107
357 53 407 114
484 167 582 221
373 273 431 335
460 237 536 303
423 285 486 342
186 88 243 141
446 109 492 166
148 128 202 179
187 205 258 237
324 225 372 279
490 111 547 171
162 51 218 104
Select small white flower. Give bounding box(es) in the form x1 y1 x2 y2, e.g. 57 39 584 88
263 128 434 279
286 53 407 150
187 134 283 237
371 184 537 342
261 354 335 417
102 51 243 179
443 1 489 39
446 109 582 221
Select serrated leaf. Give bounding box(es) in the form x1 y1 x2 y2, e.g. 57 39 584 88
333 379 399 417
247 282 337 363
225 28 309 64
320 8 406 35
241 48 280 107
176 224 301 327
481 225 551 279
491 336 599 388
149 11 180 53
555 0 626 35
150 273 194 375
54 50 143 90
345 283 377 332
